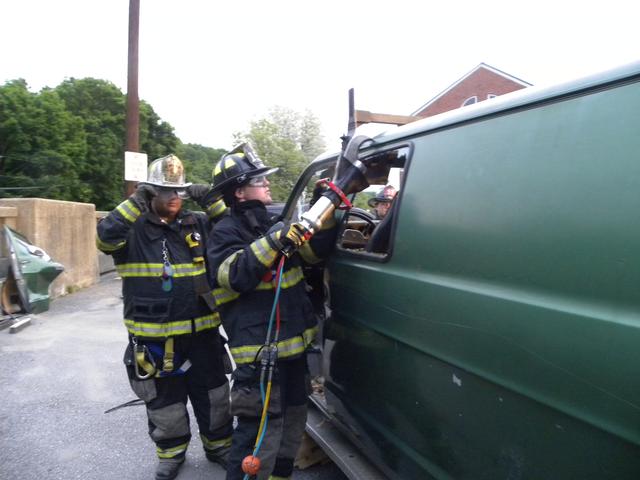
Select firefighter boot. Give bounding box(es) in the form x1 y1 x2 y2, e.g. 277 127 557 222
155 457 185 480
206 444 231 469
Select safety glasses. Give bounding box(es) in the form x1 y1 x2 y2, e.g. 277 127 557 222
156 188 188 199
247 176 269 187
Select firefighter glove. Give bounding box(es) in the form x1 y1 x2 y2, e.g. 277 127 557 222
269 222 309 251
130 184 157 213
187 184 214 208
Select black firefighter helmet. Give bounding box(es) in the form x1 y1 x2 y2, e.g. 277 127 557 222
211 143 278 196
367 184 397 208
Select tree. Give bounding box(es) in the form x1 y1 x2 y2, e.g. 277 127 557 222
55 78 126 209
55 79 182 210
176 143 225 185
233 107 326 202
0 79 88 201
140 100 179 161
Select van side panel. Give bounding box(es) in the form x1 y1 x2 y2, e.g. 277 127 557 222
325 79 640 479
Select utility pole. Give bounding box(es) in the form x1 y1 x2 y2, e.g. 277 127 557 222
124 0 140 198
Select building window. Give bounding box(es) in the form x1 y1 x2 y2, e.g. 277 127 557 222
462 96 477 107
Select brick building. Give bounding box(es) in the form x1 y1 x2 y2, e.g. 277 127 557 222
412 63 531 118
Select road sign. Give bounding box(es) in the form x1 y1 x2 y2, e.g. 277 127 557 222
124 151 148 182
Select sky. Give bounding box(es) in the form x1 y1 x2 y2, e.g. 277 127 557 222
3 0 639 154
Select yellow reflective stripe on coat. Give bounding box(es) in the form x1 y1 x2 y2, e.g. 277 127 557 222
207 198 228 220
116 262 206 278
213 287 241 306
116 199 141 223
250 236 278 267
230 326 319 365
194 313 221 332
96 235 125 253
255 266 304 290
214 266 304 306
217 250 242 291
157 441 189 459
124 313 220 337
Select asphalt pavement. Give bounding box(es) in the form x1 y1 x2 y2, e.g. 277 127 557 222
0 272 347 480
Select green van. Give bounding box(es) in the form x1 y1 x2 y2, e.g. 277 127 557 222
282 61 640 479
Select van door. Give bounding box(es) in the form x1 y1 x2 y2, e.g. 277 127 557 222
283 145 413 479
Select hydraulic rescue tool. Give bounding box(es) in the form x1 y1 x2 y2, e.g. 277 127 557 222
280 89 370 256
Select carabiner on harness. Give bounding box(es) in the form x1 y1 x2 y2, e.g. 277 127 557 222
132 337 157 380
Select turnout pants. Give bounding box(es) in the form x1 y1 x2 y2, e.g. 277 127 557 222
227 355 309 480
125 328 233 461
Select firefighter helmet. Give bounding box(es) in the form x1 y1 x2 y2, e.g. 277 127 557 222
141 154 192 189
211 143 278 194
367 185 397 207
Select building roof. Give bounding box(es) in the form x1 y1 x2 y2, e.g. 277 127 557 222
411 63 532 116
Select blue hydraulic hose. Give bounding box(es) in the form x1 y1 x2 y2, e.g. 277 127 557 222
264 256 286 345
243 256 286 480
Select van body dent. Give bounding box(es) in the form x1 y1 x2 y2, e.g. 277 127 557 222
284 61 640 479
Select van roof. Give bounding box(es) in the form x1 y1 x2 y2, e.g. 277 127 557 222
317 60 640 160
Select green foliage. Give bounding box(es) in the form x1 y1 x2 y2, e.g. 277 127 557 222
0 80 326 211
0 77 184 210
176 143 225 185
353 193 374 211
55 78 126 209
233 106 326 203
55 79 181 210
140 100 178 160
176 142 226 211
0 79 88 201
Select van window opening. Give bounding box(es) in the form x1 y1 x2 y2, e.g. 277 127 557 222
336 146 409 257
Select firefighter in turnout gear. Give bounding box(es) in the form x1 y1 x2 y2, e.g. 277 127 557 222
96 154 233 480
206 144 337 480
367 184 397 220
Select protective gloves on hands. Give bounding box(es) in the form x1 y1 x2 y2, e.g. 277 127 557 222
130 184 157 214
267 222 310 252
282 222 309 249
186 184 211 207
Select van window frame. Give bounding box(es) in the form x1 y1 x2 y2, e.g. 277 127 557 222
279 155 339 223
279 142 413 263
334 142 413 263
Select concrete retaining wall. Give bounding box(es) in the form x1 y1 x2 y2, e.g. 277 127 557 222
0 206 18 230
0 198 99 297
